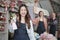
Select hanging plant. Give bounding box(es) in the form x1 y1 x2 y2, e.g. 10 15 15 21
10 2 16 11
4 1 9 11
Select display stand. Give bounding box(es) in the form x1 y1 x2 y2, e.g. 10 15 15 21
0 4 9 40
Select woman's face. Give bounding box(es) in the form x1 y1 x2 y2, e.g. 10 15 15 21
20 6 27 17
52 13 56 18
39 12 44 17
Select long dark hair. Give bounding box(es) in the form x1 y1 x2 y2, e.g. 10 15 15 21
18 4 31 29
39 11 44 17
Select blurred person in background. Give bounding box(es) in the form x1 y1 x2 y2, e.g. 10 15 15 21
49 12 58 36
36 11 48 35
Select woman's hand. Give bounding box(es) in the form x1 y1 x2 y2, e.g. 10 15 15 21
32 18 39 25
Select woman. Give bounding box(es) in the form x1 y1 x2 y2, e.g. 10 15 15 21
36 11 48 35
14 4 35 40
49 13 57 36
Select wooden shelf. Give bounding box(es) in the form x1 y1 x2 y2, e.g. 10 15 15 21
0 4 5 8
0 31 6 34
0 21 7 24
0 11 6 14
0 23 7 24
0 7 6 14
0 4 9 8
0 17 6 21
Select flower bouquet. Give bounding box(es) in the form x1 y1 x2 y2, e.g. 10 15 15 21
40 32 57 40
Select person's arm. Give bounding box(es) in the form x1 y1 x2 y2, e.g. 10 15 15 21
32 17 39 26
44 18 48 32
29 20 36 40
27 20 36 40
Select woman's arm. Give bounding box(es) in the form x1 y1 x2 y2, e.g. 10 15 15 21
29 20 36 40
26 20 36 40
44 18 48 32
32 17 39 26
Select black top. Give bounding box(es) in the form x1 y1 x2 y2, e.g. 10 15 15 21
50 19 58 30
37 21 45 35
49 19 58 36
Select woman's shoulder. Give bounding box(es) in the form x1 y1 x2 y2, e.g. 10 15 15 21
44 17 47 21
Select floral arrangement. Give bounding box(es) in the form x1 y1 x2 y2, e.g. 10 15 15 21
40 32 57 40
